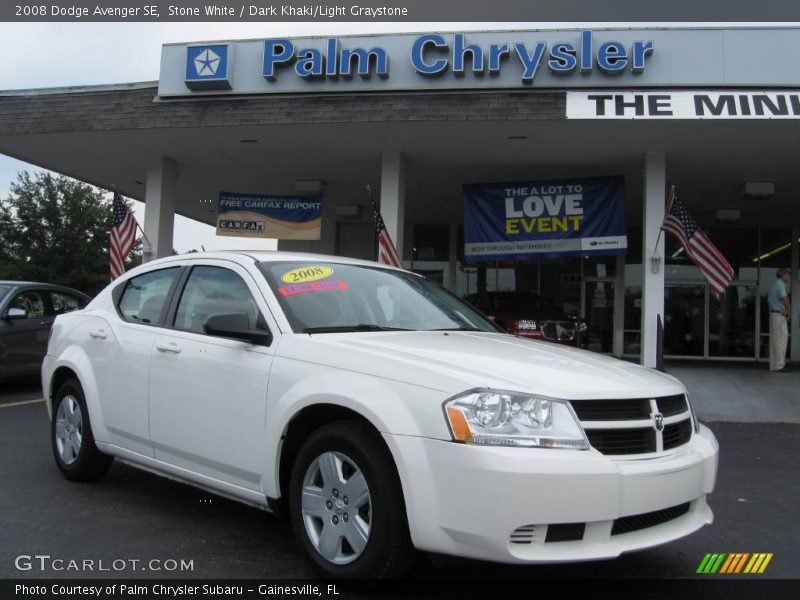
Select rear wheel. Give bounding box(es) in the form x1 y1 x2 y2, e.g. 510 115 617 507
51 378 113 481
289 420 416 579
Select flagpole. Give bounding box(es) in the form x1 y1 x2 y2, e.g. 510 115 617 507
111 184 150 246
366 184 378 262
653 184 676 253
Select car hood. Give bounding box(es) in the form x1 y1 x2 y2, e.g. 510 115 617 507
277 331 684 399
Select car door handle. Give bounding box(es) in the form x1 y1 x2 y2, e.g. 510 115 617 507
155 341 182 354
40 321 54 327
89 328 107 339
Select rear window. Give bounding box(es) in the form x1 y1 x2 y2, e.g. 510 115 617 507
118 268 180 325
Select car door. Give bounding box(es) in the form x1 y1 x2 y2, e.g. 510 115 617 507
0 289 52 375
148 260 277 491
87 266 184 456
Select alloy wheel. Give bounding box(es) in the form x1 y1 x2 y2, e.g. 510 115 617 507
300 451 372 565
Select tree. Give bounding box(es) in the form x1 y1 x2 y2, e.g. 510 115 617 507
0 171 142 296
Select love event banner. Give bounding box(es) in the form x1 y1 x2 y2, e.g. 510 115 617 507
463 175 627 261
216 191 322 240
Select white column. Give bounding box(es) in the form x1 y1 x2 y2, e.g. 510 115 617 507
791 227 799 361
613 254 626 357
380 151 406 262
142 157 177 262
641 152 666 368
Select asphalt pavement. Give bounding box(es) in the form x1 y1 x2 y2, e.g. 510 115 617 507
0 376 797 580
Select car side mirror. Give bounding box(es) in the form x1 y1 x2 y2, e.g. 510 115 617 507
204 313 272 346
5 307 26 320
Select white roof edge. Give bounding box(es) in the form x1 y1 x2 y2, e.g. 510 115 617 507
160 24 800 47
0 81 158 97
145 250 405 271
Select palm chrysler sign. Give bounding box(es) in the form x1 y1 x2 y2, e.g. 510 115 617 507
177 30 655 94
166 28 800 97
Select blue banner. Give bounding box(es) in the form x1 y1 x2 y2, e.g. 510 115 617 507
463 176 627 261
216 191 323 240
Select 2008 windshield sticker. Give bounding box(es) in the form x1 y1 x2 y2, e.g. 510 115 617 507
279 281 349 296
281 265 333 284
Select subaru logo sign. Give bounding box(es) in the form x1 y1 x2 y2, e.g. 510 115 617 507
185 44 232 90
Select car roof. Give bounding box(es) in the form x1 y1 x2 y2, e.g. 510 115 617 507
0 281 89 296
142 250 406 271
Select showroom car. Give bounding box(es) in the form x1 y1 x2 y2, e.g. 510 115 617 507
42 252 718 579
464 291 587 346
0 281 89 379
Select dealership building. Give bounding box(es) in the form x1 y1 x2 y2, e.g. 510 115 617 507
0 26 798 367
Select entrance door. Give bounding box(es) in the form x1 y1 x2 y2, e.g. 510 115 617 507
582 279 614 353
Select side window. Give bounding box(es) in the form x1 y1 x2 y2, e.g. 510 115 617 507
50 292 85 315
174 266 262 335
118 268 180 325
9 291 47 319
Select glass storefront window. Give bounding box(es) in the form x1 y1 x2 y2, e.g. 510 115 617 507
623 264 643 356
709 284 757 357
664 284 706 356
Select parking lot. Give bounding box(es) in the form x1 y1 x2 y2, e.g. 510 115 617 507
0 374 798 580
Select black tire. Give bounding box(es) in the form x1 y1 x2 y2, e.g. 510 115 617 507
289 420 416 579
51 378 113 482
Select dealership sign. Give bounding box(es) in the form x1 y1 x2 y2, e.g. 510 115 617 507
568 90 800 119
463 177 627 261
216 192 322 240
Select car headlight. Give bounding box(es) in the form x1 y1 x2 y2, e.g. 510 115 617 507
686 394 700 433
443 390 589 449
516 319 537 330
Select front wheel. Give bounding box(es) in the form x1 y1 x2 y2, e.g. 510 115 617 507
51 378 113 481
289 420 416 579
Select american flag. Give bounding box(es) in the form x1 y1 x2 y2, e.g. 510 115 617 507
110 192 136 280
661 195 734 298
370 197 402 267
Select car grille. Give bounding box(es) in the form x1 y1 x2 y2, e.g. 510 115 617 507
663 419 693 450
585 428 656 455
572 395 693 456
540 320 576 342
611 502 691 536
571 399 651 421
656 394 689 416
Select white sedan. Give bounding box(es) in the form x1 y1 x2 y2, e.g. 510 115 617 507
42 251 718 578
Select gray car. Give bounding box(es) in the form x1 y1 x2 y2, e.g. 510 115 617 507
0 281 90 379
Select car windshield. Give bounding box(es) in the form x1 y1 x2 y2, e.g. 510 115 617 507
0 285 11 303
259 261 502 334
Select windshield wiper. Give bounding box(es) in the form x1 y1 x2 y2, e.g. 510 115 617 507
430 326 483 332
303 324 412 334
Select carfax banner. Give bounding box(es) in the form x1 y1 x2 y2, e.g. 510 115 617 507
216 191 322 240
463 176 627 261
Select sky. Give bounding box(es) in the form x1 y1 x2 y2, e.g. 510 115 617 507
0 21 789 252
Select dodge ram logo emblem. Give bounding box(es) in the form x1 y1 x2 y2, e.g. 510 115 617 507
653 413 664 432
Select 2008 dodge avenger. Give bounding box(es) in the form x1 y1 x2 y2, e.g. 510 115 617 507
42 251 718 578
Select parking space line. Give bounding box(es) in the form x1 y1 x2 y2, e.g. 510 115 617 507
0 398 45 409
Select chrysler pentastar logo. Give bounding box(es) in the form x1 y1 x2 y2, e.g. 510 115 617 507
194 48 221 76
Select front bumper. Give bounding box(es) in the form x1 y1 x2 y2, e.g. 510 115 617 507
384 424 718 564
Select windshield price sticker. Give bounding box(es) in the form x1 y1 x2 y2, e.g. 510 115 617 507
281 265 333 284
279 280 349 296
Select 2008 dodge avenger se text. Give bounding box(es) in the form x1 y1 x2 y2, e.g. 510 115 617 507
41 251 718 578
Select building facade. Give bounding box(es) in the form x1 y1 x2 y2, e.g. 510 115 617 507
0 26 798 366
